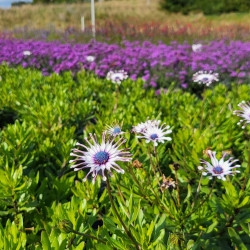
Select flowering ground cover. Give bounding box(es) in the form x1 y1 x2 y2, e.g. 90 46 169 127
0 64 249 249
0 39 249 92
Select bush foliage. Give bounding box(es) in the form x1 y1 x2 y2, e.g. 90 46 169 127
0 64 249 249
161 0 250 15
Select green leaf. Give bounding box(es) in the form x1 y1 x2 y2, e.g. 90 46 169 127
228 227 247 250
41 231 51 250
206 221 218 234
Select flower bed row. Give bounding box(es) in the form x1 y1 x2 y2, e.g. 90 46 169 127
0 38 249 90
0 64 249 248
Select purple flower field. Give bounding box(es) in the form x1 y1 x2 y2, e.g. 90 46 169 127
0 38 249 89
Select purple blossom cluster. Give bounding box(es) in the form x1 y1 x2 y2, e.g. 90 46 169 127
0 39 249 89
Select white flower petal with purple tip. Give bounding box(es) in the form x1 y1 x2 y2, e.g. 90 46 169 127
192 71 219 86
233 101 250 129
106 70 128 84
132 119 161 134
136 122 172 147
198 150 240 181
69 133 132 183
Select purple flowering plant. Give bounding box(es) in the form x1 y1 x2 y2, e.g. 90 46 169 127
0 39 249 92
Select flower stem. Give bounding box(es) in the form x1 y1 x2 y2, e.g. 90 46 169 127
184 178 216 220
142 168 175 219
72 230 106 244
154 146 163 176
113 85 119 112
148 145 161 187
191 173 203 208
241 140 250 191
105 173 140 250
200 88 206 130
174 168 180 208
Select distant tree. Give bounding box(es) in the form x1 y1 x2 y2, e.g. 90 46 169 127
160 0 250 15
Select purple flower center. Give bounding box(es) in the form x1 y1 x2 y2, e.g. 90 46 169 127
94 151 109 165
213 166 223 174
202 77 209 82
113 127 121 134
150 134 158 140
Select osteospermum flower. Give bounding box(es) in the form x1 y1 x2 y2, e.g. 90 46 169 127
23 50 31 56
132 119 161 134
69 133 132 183
233 101 250 129
105 123 125 136
192 71 219 86
198 150 240 181
106 70 128 84
137 122 172 146
192 44 202 52
86 55 95 62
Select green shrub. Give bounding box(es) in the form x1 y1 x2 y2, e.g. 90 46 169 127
161 0 250 15
0 65 249 248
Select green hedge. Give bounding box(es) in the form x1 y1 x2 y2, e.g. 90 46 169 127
0 65 249 248
161 0 250 15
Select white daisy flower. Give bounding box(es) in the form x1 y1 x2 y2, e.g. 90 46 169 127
69 133 132 183
86 55 95 62
106 70 128 84
137 122 172 146
198 150 240 181
132 119 161 134
23 50 31 56
192 71 219 86
105 123 125 136
233 101 250 129
192 44 202 52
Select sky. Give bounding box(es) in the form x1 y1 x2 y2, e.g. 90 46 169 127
0 0 32 8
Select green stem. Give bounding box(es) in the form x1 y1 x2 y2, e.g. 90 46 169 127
105 173 140 250
183 178 216 221
142 168 175 219
241 140 250 191
113 85 119 112
148 145 161 187
191 173 203 208
154 146 163 176
174 168 180 208
200 88 206 131
72 230 106 244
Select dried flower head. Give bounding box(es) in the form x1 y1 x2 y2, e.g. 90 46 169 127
132 160 142 169
161 175 176 191
198 150 240 181
106 70 128 84
192 71 219 86
233 101 250 129
203 147 212 157
69 133 132 183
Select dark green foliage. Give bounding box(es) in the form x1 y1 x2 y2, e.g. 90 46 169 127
161 0 250 15
0 65 249 248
